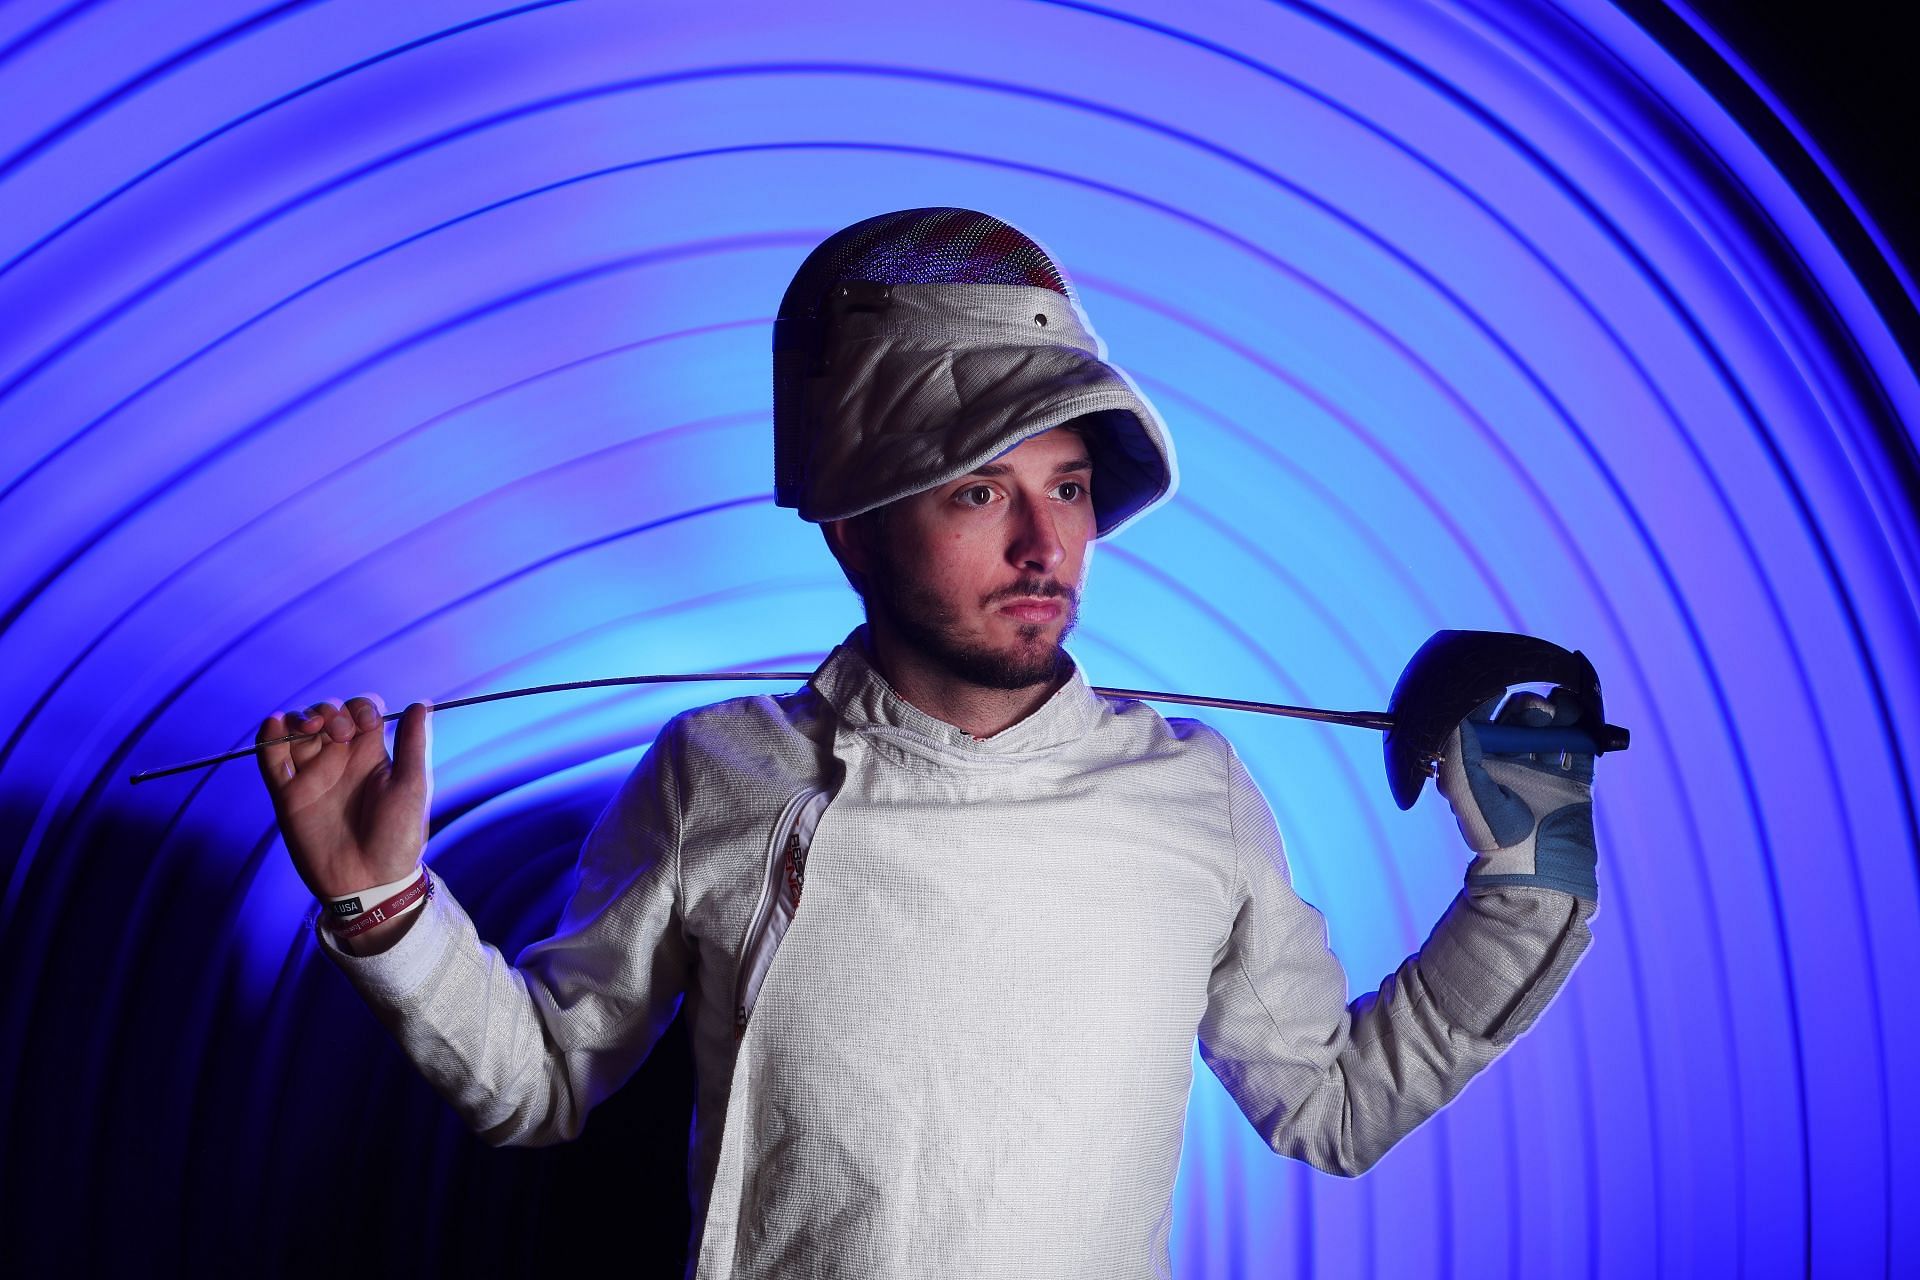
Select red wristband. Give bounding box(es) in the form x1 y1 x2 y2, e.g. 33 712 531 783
327 869 433 939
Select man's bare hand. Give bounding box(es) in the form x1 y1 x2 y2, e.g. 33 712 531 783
256 694 433 902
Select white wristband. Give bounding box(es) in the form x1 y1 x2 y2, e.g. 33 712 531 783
322 863 425 924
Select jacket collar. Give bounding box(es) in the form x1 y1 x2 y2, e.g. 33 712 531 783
809 625 1100 756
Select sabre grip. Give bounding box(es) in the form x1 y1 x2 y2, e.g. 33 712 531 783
1472 725 1599 756
1472 714 1629 757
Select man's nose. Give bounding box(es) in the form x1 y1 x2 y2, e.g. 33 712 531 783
1007 497 1066 574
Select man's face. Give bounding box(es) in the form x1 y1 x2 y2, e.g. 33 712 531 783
845 427 1096 690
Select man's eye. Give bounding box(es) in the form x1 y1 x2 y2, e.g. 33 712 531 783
1056 481 1086 502
958 485 996 507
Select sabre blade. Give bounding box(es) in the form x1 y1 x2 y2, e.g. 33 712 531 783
127 673 1398 784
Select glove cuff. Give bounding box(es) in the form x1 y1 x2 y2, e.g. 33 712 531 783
1466 803 1598 901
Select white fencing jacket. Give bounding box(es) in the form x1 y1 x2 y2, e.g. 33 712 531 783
317 628 1597 1278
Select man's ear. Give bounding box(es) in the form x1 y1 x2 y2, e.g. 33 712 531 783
822 516 871 577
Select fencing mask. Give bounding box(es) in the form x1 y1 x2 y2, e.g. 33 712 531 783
772 207 1176 537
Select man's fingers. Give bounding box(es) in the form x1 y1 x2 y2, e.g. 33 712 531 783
390 702 434 793
343 694 390 761
256 712 295 787
1548 686 1585 725
347 692 388 726
349 694 411 791
1494 691 1557 727
325 696 356 742
297 699 350 743
261 696 428 797
277 699 347 772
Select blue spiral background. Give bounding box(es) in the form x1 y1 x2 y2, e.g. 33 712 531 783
2 2 1916 1275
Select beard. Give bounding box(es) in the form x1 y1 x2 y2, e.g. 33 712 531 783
864 551 1078 691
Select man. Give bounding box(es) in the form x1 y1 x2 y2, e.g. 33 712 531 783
258 209 1599 1278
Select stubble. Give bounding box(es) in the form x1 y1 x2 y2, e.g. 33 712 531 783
866 550 1077 691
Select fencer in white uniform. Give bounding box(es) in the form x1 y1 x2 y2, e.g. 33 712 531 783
304 208 1601 1279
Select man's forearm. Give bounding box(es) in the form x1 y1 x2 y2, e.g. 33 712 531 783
1418 883 1596 1045
1290 883 1595 1174
1206 879 1596 1179
315 869 606 1146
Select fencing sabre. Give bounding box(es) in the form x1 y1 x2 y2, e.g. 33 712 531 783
127 629 1630 809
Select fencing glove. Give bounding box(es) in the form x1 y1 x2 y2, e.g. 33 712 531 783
1435 687 1599 901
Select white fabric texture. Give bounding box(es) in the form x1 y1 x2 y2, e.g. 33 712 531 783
315 627 1597 1279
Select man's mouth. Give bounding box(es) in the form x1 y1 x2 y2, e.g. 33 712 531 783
996 597 1064 623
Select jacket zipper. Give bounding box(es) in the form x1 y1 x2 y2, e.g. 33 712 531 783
732 787 823 1041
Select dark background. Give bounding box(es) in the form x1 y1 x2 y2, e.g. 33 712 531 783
1624 0 1920 354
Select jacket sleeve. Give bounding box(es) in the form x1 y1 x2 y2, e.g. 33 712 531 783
1196 739 1596 1176
312 719 695 1147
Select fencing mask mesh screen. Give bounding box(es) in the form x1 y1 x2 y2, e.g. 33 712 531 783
782 207 1072 301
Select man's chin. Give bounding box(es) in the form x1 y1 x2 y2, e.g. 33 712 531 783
871 582 1075 691
941 624 1071 691
888 624 1059 692
950 647 1064 691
